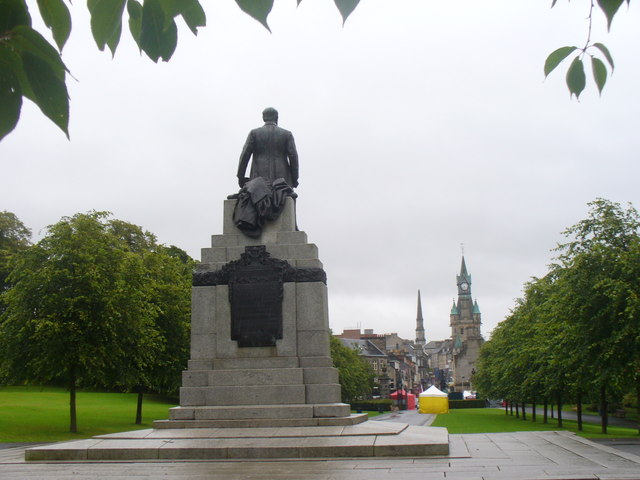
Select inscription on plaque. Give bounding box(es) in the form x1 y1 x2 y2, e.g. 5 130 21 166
228 248 285 347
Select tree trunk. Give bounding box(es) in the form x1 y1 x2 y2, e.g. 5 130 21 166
521 402 526 420
550 403 554 419
515 402 520 418
505 400 509 415
543 399 548 424
510 401 514 416
600 384 608 434
557 393 563 428
531 398 536 422
135 384 144 425
577 391 583 431
69 366 77 433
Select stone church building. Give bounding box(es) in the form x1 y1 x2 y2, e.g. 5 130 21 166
421 256 484 393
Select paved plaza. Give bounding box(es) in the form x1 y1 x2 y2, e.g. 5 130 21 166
1 417 639 479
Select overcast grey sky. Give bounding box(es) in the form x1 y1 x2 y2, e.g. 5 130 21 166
1 1 639 342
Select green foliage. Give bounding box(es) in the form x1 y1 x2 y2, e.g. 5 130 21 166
546 0 631 98
329 335 375 402
0 211 31 294
0 0 365 140
475 198 640 434
0 0 206 140
0 211 193 431
0 0 634 140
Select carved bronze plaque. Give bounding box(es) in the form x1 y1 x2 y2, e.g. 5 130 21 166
228 246 285 347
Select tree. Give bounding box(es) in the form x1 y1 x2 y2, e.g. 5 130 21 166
329 335 375 403
1 0 634 141
0 210 31 294
0 211 159 432
553 198 640 433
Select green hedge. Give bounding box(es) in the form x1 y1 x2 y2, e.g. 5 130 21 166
350 399 393 412
449 399 486 409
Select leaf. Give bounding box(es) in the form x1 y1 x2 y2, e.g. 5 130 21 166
0 38 35 103
127 0 143 46
551 0 558 6
593 43 614 71
21 52 69 137
544 46 578 78
10 26 68 79
87 0 126 52
156 0 206 34
597 0 624 30
157 0 179 31
36 0 71 51
0 0 31 32
0 49 22 140
178 0 206 35
235 0 273 32
334 0 360 24
591 57 607 95
566 56 586 99
106 20 122 57
140 0 177 62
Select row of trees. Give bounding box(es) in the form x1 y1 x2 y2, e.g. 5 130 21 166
0 211 194 432
475 198 640 434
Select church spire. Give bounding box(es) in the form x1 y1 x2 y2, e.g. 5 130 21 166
456 255 472 295
415 290 425 345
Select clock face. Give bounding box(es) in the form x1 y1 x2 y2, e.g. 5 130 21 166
461 283 469 291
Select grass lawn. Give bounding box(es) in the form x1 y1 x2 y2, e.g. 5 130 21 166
431 408 640 439
0 386 176 442
351 410 383 418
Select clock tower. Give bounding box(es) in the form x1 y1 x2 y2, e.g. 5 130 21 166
450 256 483 392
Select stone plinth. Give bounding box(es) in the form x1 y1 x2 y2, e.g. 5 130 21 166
156 198 356 428
25 423 450 461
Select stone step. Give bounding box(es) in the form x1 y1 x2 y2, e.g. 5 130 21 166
25 424 450 461
182 368 304 387
154 414 366 429
213 357 301 370
182 367 338 387
166 403 352 422
180 385 306 406
170 404 314 421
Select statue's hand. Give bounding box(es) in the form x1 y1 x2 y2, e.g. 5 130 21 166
292 180 299 188
238 177 249 188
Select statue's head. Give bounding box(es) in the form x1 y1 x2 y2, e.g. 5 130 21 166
262 107 278 124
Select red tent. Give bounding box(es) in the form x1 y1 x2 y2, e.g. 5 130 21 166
390 389 416 409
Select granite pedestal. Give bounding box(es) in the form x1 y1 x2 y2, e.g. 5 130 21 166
155 198 360 428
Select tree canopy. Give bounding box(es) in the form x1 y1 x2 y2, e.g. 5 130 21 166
0 210 31 294
475 198 640 434
329 335 375 403
0 0 634 141
0 211 193 431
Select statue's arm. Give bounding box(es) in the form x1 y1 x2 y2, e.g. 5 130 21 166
287 133 299 187
238 132 254 186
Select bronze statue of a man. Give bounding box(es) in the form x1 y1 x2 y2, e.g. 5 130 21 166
237 107 299 189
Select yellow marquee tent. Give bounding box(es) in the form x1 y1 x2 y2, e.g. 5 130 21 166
418 385 449 414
